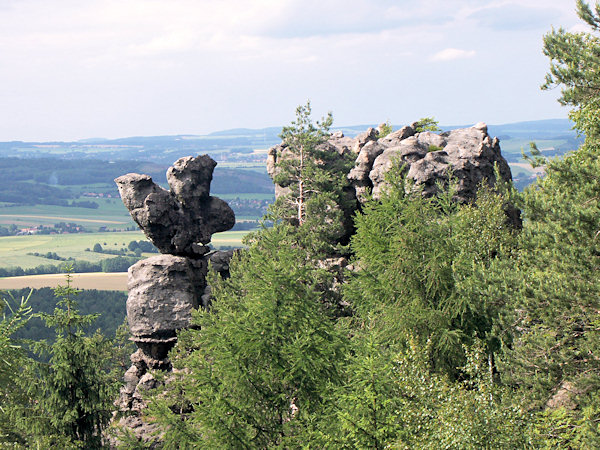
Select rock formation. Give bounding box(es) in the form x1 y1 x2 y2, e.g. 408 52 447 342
114 155 235 445
115 155 234 256
267 122 519 232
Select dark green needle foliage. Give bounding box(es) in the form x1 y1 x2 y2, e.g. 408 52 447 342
149 225 347 448
21 266 118 448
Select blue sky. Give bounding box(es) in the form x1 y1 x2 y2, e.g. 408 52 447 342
0 0 585 140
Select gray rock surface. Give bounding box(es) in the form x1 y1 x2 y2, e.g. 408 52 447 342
114 155 238 446
126 254 207 342
208 249 235 279
368 125 511 201
268 122 518 234
115 155 235 256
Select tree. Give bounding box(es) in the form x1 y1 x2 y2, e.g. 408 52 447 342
22 267 118 447
377 120 393 138
542 0 600 140
344 167 517 377
0 292 32 445
493 2 600 444
148 225 347 448
413 117 441 132
269 101 355 256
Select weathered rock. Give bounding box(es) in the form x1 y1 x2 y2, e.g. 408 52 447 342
114 415 163 449
126 255 208 343
268 122 519 238
546 381 584 410
209 249 235 279
368 124 512 202
352 127 379 154
115 155 235 256
166 155 216 204
348 140 386 202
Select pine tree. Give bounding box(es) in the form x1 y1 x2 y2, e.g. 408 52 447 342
542 0 600 140
492 2 600 444
269 101 354 256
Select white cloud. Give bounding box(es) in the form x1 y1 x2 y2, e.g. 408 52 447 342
430 48 476 62
0 0 584 140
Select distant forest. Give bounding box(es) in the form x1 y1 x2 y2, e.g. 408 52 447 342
0 157 274 205
6 287 127 345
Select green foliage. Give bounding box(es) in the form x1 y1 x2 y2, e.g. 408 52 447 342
18 268 118 447
542 0 600 140
149 225 347 448
8 287 126 345
499 142 600 413
345 167 517 377
0 292 32 445
314 331 530 449
521 141 547 168
378 120 393 138
414 117 441 133
269 101 354 256
319 334 440 448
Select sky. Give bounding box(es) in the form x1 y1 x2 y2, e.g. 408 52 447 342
0 0 586 141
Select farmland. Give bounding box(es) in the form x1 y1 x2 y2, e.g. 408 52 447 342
0 229 247 270
0 272 128 291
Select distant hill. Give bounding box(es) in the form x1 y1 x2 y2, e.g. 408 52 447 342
0 118 577 161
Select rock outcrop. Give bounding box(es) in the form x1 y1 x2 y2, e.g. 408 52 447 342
363 122 512 202
268 122 518 233
114 155 235 445
115 155 235 256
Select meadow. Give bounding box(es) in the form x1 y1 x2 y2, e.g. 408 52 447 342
0 198 134 231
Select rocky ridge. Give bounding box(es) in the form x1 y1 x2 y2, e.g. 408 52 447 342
113 122 518 444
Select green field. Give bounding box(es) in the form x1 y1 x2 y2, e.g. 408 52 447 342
0 230 247 269
0 198 134 231
0 231 145 269
500 137 574 161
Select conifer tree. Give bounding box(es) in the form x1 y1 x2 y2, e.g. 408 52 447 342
269 101 354 256
492 1 600 444
23 267 117 447
149 225 347 448
542 0 600 139
0 292 32 445
344 167 517 377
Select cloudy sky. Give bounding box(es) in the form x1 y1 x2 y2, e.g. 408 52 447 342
0 0 585 141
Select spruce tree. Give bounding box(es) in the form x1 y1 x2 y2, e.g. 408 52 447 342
24 267 117 447
0 292 32 445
